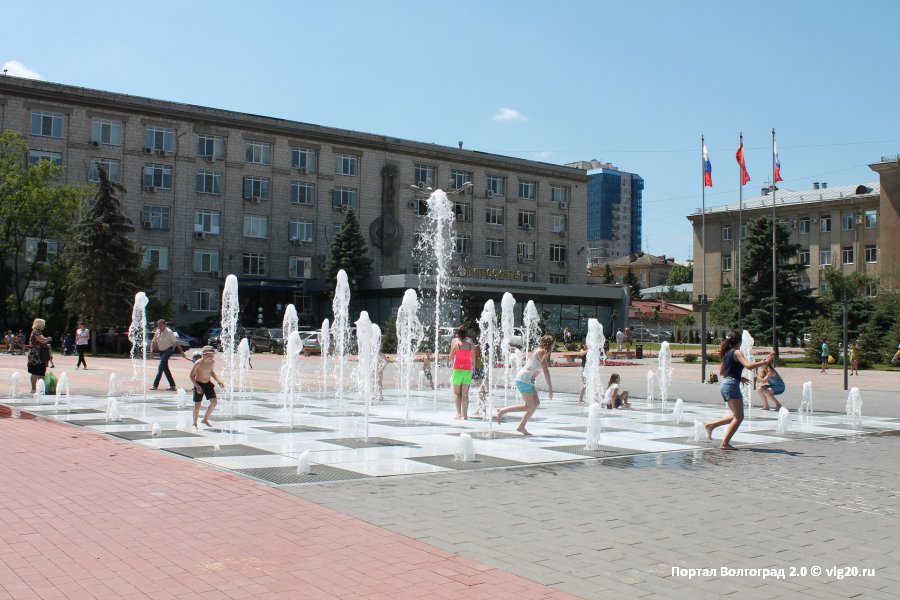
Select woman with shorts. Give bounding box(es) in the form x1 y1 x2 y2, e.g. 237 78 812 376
497 335 554 436
705 330 773 450
448 326 475 420
757 364 785 411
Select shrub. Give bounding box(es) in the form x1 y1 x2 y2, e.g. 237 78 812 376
683 353 698 363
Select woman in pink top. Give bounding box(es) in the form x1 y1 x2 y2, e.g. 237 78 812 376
448 325 475 420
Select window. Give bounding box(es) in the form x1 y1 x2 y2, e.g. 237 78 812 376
414 164 435 186
89 158 120 182
332 187 357 209
335 153 358 176
25 238 58 263
841 212 854 231
549 244 567 263
289 219 314 242
453 202 471 222
866 282 877 297
291 147 317 172
91 119 122 146
412 197 428 216
289 256 313 278
518 179 536 200
820 214 832 233
551 214 567 233
842 247 854 264
243 176 270 199
799 248 810 266
820 249 832 266
550 185 569 204
245 141 271 165
485 206 504 226
194 209 221 234
741 224 749 240
722 225 732 241
195 170 222 194
486 175 505 197
549 274 567 284
485 238 504 257
197 134 225 159
517 241 535 260
517 210 536 229
29 150 62 166
722 255 732 271
291 181 316 205
242 253 267 276
145 127 174 153
243 215 268 238
864 209 877 228
865 245 877 263
332 223 342 235
293 293 313 314
454 235 472 255
799 217 811 234
191 289 220 312
142 164 172 189
31 110 63 138
521 272 536 282
193 249 220 273
450 169 471 190
141 205 170 230
143 246 169 270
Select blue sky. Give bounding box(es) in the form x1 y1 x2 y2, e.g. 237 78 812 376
4 0 899 261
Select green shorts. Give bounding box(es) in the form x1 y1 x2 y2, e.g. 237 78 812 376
451 369 473 385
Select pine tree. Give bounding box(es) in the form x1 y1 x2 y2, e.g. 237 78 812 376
623 266 641 300
601 264 614 284
742 216 814 352
64 167 143 351
326 209 373 292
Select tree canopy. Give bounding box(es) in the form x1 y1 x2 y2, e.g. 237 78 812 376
325 208 373 292
623 266 641 300
665 263 693 287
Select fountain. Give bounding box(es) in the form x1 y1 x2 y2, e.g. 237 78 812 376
584 319 603 407
10 371 21 399
151 422 162 437
106 397 119 422
500 292 516 407
54 372 70 408
176 388 187 409
800 381 813 417
220 275 240 420
646 370 656 408
657 341 672 410
523 300 541 354
740 330 755 418
108 373 118 397
776 406 791 434
332 270 351 414
282 332 302 426
477 300 500 435
297 451 311 475
237 338 251 401
688 420 707 443
34 379 45 403
846 387 862 427
396 289 425 423
455 432 476 462
672 398 684 424
279 303 299 400
128 291 150 398
355 312 378 441
585 402 602 450
320 318 330 394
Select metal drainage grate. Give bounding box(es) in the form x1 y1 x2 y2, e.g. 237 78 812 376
371 420 443 428
446 430 523 440
311 411 366 418
408 454 527 471
163 444 276 459
743 429 854 439
254 403 288 409
651 421 696 428
220 414 272 421
252 425 333 434
109 430 202 440
649 436 715 446
28 408 105 415
69 417 146 426
550 425 632 434
541 444 650 459
323 437 418 449
813 423 889 433
157 406 194 412
235 465 369 485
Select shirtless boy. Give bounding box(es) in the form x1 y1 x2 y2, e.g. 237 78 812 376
190 346 224 431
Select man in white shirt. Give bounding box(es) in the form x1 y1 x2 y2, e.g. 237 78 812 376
75 321 90 369
150 319 186 391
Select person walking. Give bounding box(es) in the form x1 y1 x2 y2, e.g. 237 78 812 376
820 337 829 374
150 319 187 391
705 330 774 450
849 342 859 376
615 329 625 351
497 335 554 436
26 319 53 393
75 321 90 369
448 326 475 420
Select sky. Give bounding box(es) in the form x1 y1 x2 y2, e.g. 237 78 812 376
4 0 899 261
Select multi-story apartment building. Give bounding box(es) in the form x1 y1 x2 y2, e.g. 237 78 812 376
566 160 643 266
687 181 881 299
1 76 628 332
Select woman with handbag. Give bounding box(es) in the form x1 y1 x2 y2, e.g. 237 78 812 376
26 318 53 393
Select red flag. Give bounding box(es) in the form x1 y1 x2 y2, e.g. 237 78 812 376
703 144 712 187
736 142 750 185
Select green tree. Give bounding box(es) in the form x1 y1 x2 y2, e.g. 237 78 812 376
623 266 640 300
665 263 693 287
0 130 84 327
601 264 614 284
708 288 739 328
742 216 814 353
805 316 841 363
64 167 143 351
818 267 876 342
326 209 373 292
856 292 900 365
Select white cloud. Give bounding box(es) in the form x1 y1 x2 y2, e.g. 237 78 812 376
493 107 527 122
534 151 553 159
2 60 43 80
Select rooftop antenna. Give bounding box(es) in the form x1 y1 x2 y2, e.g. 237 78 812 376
458 141 463 149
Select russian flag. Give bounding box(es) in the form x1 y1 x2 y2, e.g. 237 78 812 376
774 142 783 183
703 143 713 187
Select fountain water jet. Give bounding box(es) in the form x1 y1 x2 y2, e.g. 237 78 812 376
740 330 755 419
355 312 378 441
34 379 45 403
672 398 684 424
396 289 425 423
297 451 311 475
128 291 150 399
846 387 862 427
237 338 251 401
523 300 541 354
332 270 351 414
106 397 119 422
151 422 162 437
176 388 187 408
776 406 791 434
108 373 118 397
646 370 656 408
220 275 240 421
55 372 70 408
584 319 604 408
282 332 302 426
320 319 330 394
10 372 21 399
455 432 475 462
478 300 500 435
800 381 813 418
688 420 707 443
500 293 516 407
657 341 672 410
585 402 602 450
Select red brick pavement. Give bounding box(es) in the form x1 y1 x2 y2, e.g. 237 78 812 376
0 408 576 600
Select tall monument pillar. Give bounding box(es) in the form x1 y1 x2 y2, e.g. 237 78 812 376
870 157 900 291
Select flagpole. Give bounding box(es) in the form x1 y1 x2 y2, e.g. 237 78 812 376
771 128 777 354
738 132 743 331
700 135 707 385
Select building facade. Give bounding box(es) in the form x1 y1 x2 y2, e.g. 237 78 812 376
687 182 882 300
586 252 675 289
1 76 629 331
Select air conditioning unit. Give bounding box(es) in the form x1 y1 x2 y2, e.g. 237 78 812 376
417 181 426 190
204 155 215 163
341 205 350 213
812 218 818 224
194 231 206 240
247 196 261 204
558 201 568 209
408 199 418 209
856 215 863 225
486 189 494 198
142 221 153 229
210 271 220 277
156 149 167 157
143 186 156 193
90 140 100 148
143 146 153 154
559 230 567 237
290 238 301 246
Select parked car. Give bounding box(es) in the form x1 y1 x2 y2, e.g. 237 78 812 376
252 327 286 353
628 325 671 342
207 327 221 346
300 332 322 356
210 327 255 352
170 328 201 348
